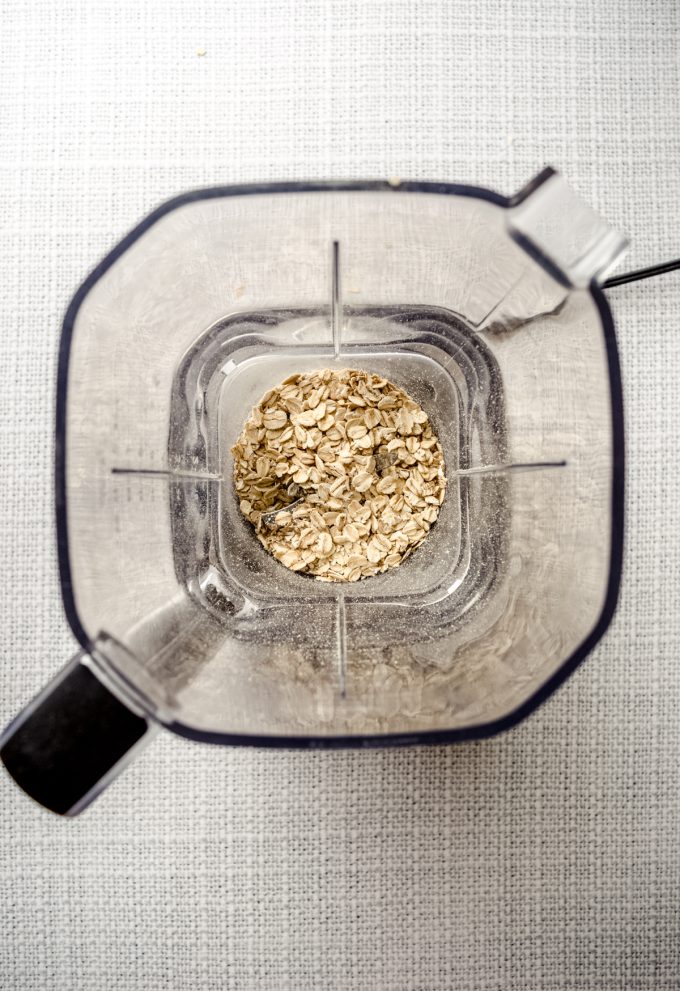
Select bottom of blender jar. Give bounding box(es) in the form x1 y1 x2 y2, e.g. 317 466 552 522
168 304 508 652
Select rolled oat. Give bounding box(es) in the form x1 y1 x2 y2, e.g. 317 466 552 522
231 368 447 581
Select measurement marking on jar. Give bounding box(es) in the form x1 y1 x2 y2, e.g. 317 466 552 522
111 468 223 481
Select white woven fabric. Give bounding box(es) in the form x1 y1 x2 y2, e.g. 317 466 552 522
1 1 679 988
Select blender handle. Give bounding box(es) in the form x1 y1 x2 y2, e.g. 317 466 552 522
0 654 154 816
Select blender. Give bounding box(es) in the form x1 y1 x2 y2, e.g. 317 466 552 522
1 168 629 814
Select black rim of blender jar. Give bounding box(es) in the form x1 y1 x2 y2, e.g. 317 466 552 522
56 176 625 748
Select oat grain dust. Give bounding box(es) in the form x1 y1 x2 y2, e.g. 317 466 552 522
231 368 447 582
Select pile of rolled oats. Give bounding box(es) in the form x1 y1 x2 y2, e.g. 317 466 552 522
231 368 446 581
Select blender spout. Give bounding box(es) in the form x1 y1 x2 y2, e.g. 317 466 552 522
508 169 628 288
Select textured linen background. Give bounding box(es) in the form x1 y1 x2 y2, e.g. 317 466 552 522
1 1 679 989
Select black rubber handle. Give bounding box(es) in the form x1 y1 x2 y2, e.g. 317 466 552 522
1 658 149 815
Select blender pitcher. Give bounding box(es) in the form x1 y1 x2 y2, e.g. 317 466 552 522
1 168 627 815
